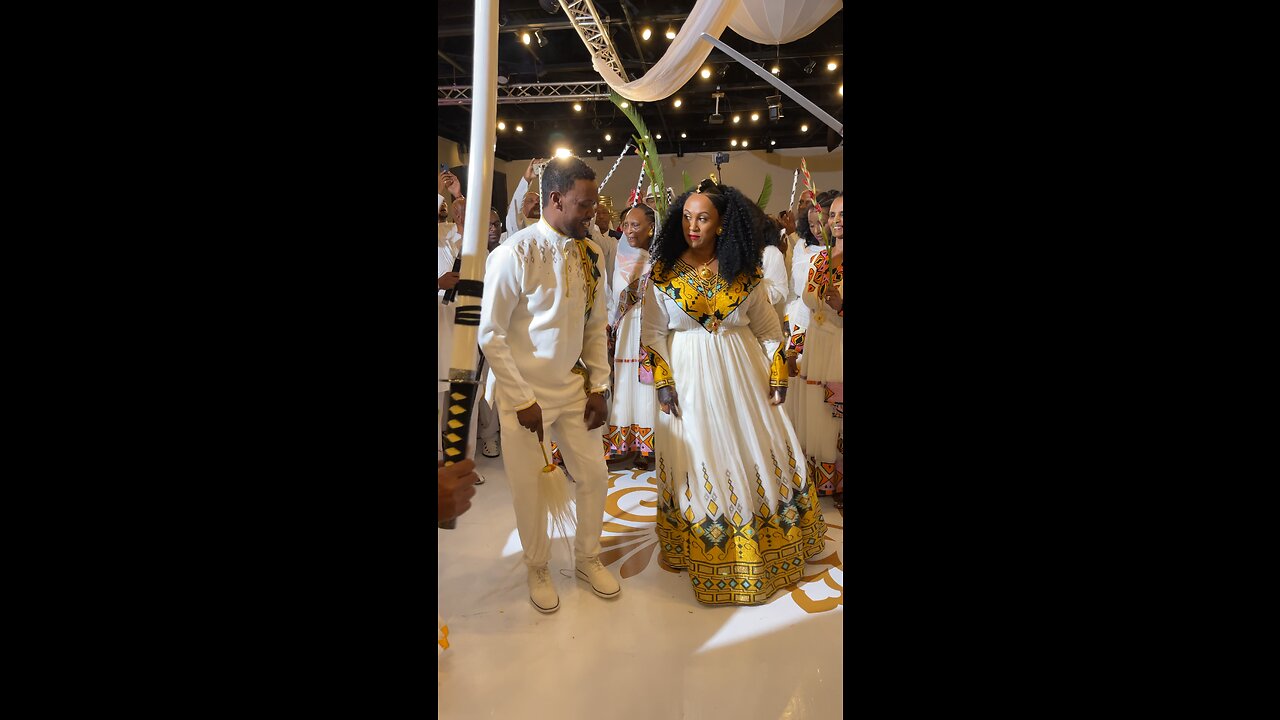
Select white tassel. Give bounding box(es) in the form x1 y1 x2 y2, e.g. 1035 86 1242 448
538 443 577 550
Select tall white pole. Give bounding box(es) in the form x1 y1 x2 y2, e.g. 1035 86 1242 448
441 0 498 528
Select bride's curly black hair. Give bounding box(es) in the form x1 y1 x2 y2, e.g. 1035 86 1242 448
652 179 766 283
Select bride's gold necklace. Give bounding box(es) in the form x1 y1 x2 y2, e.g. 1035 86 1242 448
696 257 715 280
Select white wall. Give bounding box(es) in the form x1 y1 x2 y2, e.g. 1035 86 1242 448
496 146 843 221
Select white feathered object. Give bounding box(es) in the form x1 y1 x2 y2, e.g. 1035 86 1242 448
538 442 577 542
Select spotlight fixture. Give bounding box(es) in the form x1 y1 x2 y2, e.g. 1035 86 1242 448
701 67 711 79
716 65 728 78
765 139 774 154
826 60 837 71
516 124 524 132
597 148 602 153
838 84 843 96
771 65 780 74
642 27 652 40
767 94 783 121
803 59 816 74
742 140 748 148
498 121 506 130
665 28 676 39
522 32 531 45
732 115 741 124
750 112 759 122
534 30 548 48
604 133 612 141
680 132 687 138
731 139 738 147
555 147 571 158
770 139 776 145
573 103 582 111
655 133 662 139
673 98 682 107
620 101 629 108
800 124 808 132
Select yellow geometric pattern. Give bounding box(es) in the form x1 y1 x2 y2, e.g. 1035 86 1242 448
604 465 843 613
655 445 827 606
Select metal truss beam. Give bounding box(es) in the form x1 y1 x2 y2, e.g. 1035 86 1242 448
557 0 629 83
438 82 611 106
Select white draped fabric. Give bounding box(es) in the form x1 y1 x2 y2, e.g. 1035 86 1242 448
596 0 841 102
597 0 741 102
727 0 843 45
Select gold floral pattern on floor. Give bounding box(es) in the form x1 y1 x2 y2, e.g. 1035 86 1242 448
598 468 844 612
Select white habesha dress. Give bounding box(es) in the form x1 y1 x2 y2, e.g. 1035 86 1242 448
604 247 656 462
799 248 844 497
784 242 820 449
642 260 826 606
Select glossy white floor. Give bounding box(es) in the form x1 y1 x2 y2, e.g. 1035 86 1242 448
438 451 844 719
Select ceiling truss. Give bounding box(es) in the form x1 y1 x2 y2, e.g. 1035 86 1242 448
438 82 611 106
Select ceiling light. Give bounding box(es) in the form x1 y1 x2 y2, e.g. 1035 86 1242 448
516 124 524 132
522 32 531 45
535 30 548 48
732 115 740 124
655 133 662 139
604 133 611 141
838 84 843 96
751 112 759 122
665 28 676 40
555 148 571 158
771 65 780 74
731 139 738 147
620 101 629 108
597 148 602 153
742 140 748 148
642 27 652 40
498 121 506 130
803 59 816 74
701 68 711 79
800 124 808 132
680 132 687 138
826 61 837 71
573 103 582 111
673 98 682 107
770 139 776 146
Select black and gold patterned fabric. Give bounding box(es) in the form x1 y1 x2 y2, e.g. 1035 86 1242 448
656 445 827 606
645 259 786 388
574 237 601 322
649 259 761 334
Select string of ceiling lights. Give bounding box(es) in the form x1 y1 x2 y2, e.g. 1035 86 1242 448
492 55 840 158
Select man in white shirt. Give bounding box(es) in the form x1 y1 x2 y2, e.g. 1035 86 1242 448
479 155 621 613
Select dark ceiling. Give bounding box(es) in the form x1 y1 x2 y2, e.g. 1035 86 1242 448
437 1 844 161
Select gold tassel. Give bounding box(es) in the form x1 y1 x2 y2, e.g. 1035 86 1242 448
539 442 577 546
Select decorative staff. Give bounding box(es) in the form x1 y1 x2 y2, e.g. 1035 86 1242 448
439 0 499 529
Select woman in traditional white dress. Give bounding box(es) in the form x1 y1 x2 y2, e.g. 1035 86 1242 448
604 204 658 471
642 179 826 606
799 192 844 509
783 190 836 461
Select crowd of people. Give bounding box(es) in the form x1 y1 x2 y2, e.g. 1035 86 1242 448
438 155 844 612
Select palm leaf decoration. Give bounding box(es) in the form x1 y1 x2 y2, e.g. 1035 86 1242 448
609 90 667 221
682 171 694 193
756 174 773 211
